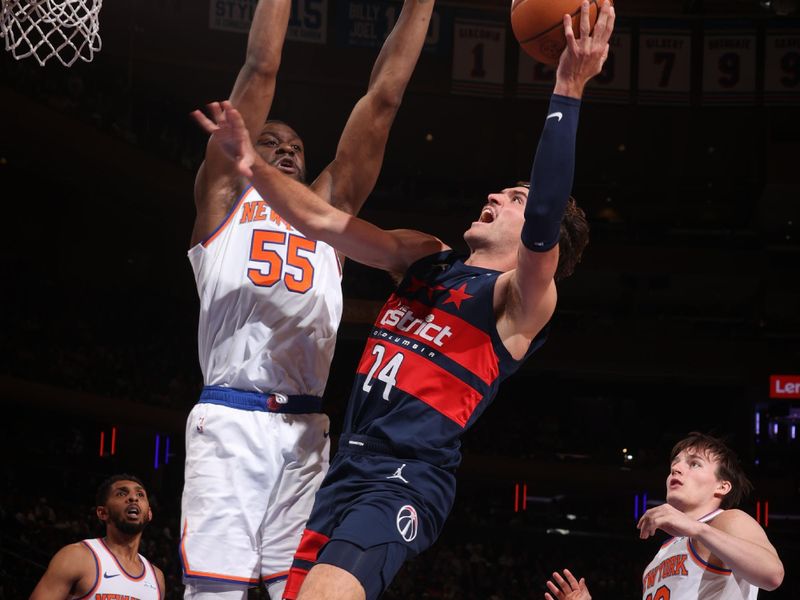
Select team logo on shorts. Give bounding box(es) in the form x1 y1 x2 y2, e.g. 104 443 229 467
396 504 418 542
267 393 288 411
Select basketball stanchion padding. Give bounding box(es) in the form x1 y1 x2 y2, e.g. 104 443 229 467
1 0 103 67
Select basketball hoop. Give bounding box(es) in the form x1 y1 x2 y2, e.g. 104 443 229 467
1 0 102 67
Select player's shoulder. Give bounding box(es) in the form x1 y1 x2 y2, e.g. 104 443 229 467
709 508 755 527
708 508 766 539
50 541 96 571
151 562 167 594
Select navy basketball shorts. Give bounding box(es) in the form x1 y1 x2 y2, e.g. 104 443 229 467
283 444 456 600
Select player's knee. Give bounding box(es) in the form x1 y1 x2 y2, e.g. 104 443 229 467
310 539 408 600
297 563 365 600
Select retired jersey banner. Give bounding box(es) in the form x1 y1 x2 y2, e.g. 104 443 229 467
209 0 256 32
701 22 757 105
516 50 555 99
764 24 800 105
517 25 630 102
638 22 692 105
335 0 450 53
585 24 631 103
209 0 327 43
452 18 506 97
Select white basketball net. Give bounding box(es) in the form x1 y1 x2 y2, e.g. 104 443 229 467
1 0 102 67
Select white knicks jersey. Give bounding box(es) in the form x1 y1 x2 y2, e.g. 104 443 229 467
80 538 162 599
189 186 343 396
642 510 758 600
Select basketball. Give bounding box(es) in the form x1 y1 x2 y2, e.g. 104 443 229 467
511 0 604 65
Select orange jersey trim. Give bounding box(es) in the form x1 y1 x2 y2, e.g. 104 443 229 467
179 521 260 585
687 539 732 575
98 537 146 581
75 541 101 600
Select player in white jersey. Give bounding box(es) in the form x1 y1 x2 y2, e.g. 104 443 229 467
30 474 165 600
181 0 436 597
549 434 784 600
636 433 783 599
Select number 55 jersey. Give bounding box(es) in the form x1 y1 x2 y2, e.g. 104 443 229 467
190 185 342 397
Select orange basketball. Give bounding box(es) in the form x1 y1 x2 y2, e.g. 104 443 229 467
511 0 604 65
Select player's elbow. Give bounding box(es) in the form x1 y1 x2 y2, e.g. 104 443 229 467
366 83 404 117
761 562 784 591
241 57 279 82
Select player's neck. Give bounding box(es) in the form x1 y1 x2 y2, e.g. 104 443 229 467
104 531 142 562
672 500 722 522
465 247 515 272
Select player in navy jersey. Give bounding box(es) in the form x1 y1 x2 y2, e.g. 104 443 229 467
192 2 615 598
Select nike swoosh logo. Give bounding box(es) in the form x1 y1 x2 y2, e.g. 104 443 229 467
546 112 563 122
103 572 120 579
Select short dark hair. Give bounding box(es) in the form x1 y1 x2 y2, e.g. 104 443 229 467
670 433 753 509
555 197 589 281
515 184 589 281
95 474 146 507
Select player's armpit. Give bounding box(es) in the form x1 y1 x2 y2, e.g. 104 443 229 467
495 255 558 360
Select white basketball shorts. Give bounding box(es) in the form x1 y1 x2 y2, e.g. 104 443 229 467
180 401 330 586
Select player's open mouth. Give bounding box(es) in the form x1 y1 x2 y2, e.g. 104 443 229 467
668 478 682 488
478 207 495 223
126 506 141 517
276 158 296 173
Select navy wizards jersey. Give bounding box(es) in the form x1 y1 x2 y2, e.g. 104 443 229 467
341 250 548 471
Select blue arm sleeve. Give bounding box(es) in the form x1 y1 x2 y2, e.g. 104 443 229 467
520 94 581 252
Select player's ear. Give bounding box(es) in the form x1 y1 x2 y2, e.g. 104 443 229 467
716 479 732 497
96 505 108 523
146 507 153 523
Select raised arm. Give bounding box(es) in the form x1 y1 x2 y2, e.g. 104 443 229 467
312 0 435 213
193 102 447 273
500 1 614 351
192 0 292 246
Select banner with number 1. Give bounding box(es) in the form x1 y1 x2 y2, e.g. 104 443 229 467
451 17 506 97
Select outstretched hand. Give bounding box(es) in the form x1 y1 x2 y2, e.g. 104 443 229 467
555 0 615 98
192 101 257 178
545 569 591 600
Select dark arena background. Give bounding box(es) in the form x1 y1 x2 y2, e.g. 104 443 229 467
1 0 798 597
